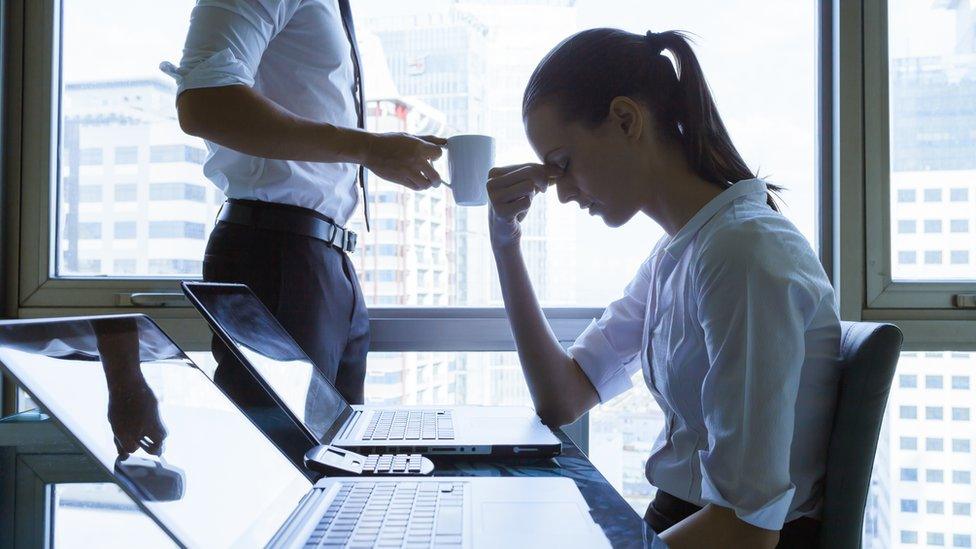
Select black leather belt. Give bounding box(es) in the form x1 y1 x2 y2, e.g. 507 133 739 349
216 199 357 253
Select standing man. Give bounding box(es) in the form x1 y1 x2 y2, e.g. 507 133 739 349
161 0 443 405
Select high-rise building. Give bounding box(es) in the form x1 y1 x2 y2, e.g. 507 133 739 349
60 79 223 278
883 353 975 548
366 8 494 307
877 4 976 546
349 31 460 405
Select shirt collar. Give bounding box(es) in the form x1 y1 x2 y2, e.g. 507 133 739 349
663 178 769 259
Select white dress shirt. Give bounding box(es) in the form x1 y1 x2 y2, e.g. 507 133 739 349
570 179 840 530
160 0 360 225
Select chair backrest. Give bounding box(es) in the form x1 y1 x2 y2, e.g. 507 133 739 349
819 321 903 549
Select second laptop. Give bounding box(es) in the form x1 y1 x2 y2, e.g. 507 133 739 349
182 281 562 458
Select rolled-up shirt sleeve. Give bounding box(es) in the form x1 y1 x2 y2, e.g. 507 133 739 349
568 254 654 403
159 0 300 95
693 225 817 530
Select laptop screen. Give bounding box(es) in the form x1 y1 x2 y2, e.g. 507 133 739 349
0 315 311 548
182 282 353 444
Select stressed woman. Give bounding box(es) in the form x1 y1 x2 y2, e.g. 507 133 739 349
489 29 840 548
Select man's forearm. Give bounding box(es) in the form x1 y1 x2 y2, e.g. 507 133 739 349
176 85 372 163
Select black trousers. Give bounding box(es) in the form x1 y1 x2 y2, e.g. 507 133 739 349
644 491 821 548
202 216 370 407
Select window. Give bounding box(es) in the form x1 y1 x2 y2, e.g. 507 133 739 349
953 470 972 485
924 219 943 234
952 408 971 421
150 144 206 164
927 501 945 514
77 222 101 239
113 259 137 274
114 146 139 164
926 406 944 420
903 531 919 544
25 0 820 308
925 251 943 265
78 148 102 165
898 220 918 234
950 251 970 265
878 0 976 294
951 439 970 452
901 436 918 450
52 0 220 280
955 534 972 548
146 259 202 275
899 251 918 265
929 533 946 546
902 499 918 512
78 185 102 202
12 0 816 526
114 183 137 202
926 438 944 452
149 182 207 202
345 0 819 308
952 376 970 390
148 221 205 240
113 221 136 239
898 189 917 202
950 219 970 233
903 468 919 481
925 375 943 389
925 469 943 483
953 502 972 516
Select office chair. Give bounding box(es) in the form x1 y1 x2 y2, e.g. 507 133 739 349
819 321 903 549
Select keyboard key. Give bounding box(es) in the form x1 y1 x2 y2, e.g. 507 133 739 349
435 508 463 535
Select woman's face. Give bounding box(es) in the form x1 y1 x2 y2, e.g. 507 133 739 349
524 101 649 227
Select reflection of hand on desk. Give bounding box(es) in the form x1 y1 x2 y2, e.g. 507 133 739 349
94 317 168 459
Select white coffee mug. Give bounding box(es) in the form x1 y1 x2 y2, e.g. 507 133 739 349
443 134 495 206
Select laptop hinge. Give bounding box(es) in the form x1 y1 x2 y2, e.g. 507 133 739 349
338 410 364 440
266 484 338 549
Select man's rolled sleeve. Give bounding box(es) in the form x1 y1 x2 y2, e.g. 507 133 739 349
159 0 299 96
160 49 256 96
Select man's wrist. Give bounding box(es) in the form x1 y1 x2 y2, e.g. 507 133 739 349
322 125 375 165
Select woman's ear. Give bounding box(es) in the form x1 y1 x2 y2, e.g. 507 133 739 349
608 96 644 142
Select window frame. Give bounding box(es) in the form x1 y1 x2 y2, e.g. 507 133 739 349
859 0 976 314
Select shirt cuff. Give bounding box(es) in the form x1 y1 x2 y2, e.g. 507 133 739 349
159 48 255 96
698 453 797 530
568 320 634 403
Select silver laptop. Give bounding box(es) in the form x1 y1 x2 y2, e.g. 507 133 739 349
0 315 610 548
181 281 562 458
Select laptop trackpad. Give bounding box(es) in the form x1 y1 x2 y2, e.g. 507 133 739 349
480 502 593 543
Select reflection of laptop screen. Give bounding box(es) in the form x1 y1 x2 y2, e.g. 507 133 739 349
182 282 352 444
0 315 311 548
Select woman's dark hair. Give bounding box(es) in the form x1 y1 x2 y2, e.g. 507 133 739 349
523 28 781 209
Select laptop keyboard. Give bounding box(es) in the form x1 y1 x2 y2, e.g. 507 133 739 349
363 410 455 441
363 454 425 475
304 481 466 548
